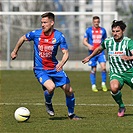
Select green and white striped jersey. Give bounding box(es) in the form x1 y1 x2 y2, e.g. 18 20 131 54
102 37 133 74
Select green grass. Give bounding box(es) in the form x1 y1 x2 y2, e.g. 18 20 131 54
1 70 133 133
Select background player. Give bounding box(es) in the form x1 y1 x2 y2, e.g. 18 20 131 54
82 20 133 117
83 16 108 92
11 12 80 120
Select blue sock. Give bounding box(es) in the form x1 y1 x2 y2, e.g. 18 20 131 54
90 72 96 85
66 93 75 116
44 90 54 104
101 71 106 83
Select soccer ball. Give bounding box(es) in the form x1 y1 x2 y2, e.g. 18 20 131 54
14 107 30 122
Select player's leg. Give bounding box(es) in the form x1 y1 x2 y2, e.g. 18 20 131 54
61 83 80 120
98 52 107 91
99 62 107 91
89 57 98 92
62 84 75 116
110 74 125 117
34 69 55 116
90 66 98 92
43 80 55 116
53 70 80 120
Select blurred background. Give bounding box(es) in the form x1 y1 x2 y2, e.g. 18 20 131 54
0 0 133 70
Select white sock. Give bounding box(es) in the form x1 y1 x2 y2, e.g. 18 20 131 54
92 84 96 88
102 82 105 86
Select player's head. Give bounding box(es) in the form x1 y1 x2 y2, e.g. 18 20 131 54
41 12 55 34
111 20 126 31
111 20 126 42
92 16 100 28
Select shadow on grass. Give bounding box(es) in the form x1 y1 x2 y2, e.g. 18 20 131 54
49 116 85 120
98 89 110 92
49 116 68 120
125 114 133 117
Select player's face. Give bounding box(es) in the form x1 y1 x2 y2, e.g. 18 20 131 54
112 26 124 42
93 19 100 28
41 17 54 34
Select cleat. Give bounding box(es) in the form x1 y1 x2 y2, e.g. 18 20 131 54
45 102 55 116
68 114 81 120
118 107 126 117
92 85 98 92
102 84 108 92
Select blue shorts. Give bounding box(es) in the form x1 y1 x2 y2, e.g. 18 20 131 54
88 51 106 67
34 69 70 88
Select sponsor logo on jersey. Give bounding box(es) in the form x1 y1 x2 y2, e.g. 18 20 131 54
109 51 125 56
44 39 48 42
122 44 126 49
52 38 56 44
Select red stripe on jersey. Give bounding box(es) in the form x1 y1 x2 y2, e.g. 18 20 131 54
92 27 102 50
38 31 55 70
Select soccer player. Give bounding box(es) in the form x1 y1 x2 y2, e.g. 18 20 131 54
82 20 133 117
11 12 80 120
83 16 108 92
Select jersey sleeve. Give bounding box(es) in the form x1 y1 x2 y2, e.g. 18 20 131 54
84 28 89 38
84 30 88 38
103 28 107 40
25 30 35 41
60 34 68 50
101 40 106 49
128 40 133 52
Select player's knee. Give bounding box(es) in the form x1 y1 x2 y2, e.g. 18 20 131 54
91 67 96 73
48 87 55 94
63 84 73 96
101 67 106 72
45 84 55 94
110 82 119 93
91 69 96 74
43 80 55 94
68 87 73 94
102 68 106 72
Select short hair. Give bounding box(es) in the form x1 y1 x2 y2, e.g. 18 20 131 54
93 16 100 20
111 20 126 31
41 12 55 21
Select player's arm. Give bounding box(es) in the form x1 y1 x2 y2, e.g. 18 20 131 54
121 51 133 61
82 46 103 64
56 49 69 72
83 38 93 50
11 35 28 60
121 40 133 61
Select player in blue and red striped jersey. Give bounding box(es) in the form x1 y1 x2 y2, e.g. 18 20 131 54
11 12 80 120
83 16 108 92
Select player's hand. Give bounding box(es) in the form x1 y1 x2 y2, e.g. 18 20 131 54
11 51 17 60
82 56 90 64
56 62 63 72
88 45 94 50
121 55 130 61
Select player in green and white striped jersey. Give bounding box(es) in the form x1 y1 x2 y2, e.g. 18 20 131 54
104 36 133 74
82 20 133 117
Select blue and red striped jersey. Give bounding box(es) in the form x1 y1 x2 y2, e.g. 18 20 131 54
84 26 107 51
25 29 68 70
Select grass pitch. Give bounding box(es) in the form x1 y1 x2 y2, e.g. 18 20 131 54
1 70 133 133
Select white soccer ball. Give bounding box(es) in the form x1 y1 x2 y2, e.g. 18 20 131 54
14 107 30 122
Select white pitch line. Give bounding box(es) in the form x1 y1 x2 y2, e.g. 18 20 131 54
0 103 133 106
